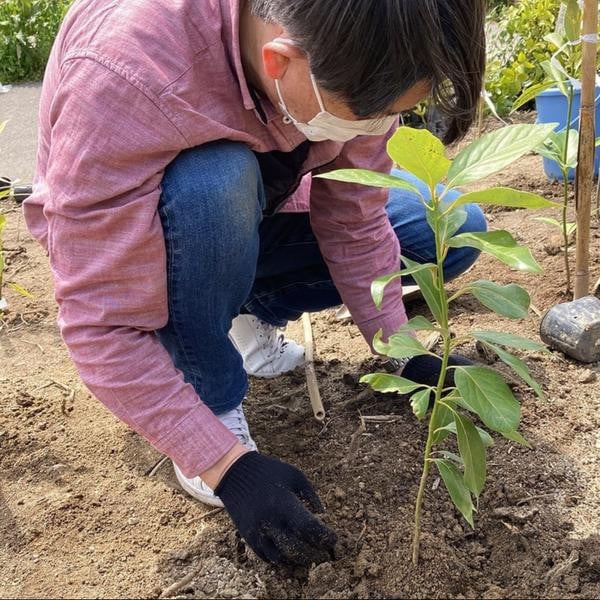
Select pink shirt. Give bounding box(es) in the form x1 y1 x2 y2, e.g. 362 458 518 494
23 0 407 476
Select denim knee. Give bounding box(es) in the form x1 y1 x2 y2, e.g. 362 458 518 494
161 141 264 219
459 203 487 235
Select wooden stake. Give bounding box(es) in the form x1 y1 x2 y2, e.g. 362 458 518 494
302 313 325 421
574 0 599 299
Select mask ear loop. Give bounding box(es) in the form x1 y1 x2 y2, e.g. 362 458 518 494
274 79 295 124
309 74 327 113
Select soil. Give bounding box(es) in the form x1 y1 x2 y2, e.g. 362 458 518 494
1 117 600 599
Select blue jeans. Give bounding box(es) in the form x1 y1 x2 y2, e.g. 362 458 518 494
156 141 486 414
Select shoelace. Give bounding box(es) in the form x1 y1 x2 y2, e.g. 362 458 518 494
220 407 252 447
254 318 289 355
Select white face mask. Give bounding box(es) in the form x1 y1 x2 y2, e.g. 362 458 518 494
275 74 397 143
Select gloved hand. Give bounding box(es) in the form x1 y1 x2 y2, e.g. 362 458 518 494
215 451 337 567
392 354 474 387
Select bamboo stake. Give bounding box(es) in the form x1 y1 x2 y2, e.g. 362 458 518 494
302 313 325 421
574 0 599 299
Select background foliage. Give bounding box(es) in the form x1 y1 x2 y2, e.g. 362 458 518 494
0 0 72 84
486 0 562 116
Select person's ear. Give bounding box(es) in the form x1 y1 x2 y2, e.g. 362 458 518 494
262 37 305 80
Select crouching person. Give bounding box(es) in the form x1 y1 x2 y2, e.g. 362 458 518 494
24 0 486 566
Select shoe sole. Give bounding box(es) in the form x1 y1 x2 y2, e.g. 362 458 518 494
246 360 305 379
173 464 224 508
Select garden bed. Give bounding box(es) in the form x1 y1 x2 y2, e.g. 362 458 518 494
1 130 599 598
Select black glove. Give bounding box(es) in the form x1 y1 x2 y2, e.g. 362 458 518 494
215 451 336 567
399 354 474 387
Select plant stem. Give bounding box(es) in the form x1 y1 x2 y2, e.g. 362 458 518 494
411 196 453 566
411 335 451 565
595 174 600 224
562 84 575 294
561 168 572 293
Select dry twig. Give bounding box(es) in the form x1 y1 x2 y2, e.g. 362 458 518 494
159 567 202 599
347 418 367 459
32 379 75 415
529 303 543 318
146 455 169 477
544 550 579 584
355 521 368 549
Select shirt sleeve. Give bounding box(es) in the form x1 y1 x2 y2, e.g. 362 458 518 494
309 129 408 350
41 56 237 477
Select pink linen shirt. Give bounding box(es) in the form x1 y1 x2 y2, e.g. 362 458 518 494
23 0 408 477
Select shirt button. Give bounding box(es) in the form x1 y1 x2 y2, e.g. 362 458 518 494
282 116 293 125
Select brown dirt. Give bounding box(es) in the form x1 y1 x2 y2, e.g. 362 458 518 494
1 121 600 598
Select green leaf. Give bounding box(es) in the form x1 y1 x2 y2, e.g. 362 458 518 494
448 230 543 273
441 207 468 241
540 60 570 98
397 315 438 333
373 329 430 359
564 0 582 43
371 263 436 309
6 282 33 298
360 373 425 395
480 342 543 399
410 388 431 420
434 459 475 527
438 420 495 448
476 427 494 448
535 216 577 236
429 205 468 243
464 280 531 319
454 366 520 433
545 32 565 50
454 412 487 497
386 127 451 188
439 451 463 465
501 429 532 448
511 80 556 113
449 188 560 211
431 402 454 445
482 89 507 125
0 121 6 135
558 130 579 168
471 331 546 351
447 123 558 186
402 255 444 325
315 168 421 195
536 130 579 168
534 134 562 163
533 216 562 229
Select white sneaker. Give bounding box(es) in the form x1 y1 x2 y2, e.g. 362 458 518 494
229 314 305 378
173 404 258 507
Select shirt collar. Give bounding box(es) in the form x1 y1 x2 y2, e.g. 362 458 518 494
221 0 256 111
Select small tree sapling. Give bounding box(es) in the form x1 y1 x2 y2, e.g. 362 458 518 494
511 0 600 293
318 123 558 565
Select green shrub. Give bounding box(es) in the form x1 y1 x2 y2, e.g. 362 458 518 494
0 0 72 83
486 0 514 10
486 0 561 116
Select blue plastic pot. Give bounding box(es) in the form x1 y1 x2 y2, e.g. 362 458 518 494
535 84 600 181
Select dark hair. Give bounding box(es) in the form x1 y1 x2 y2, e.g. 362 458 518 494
249 0 485 144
